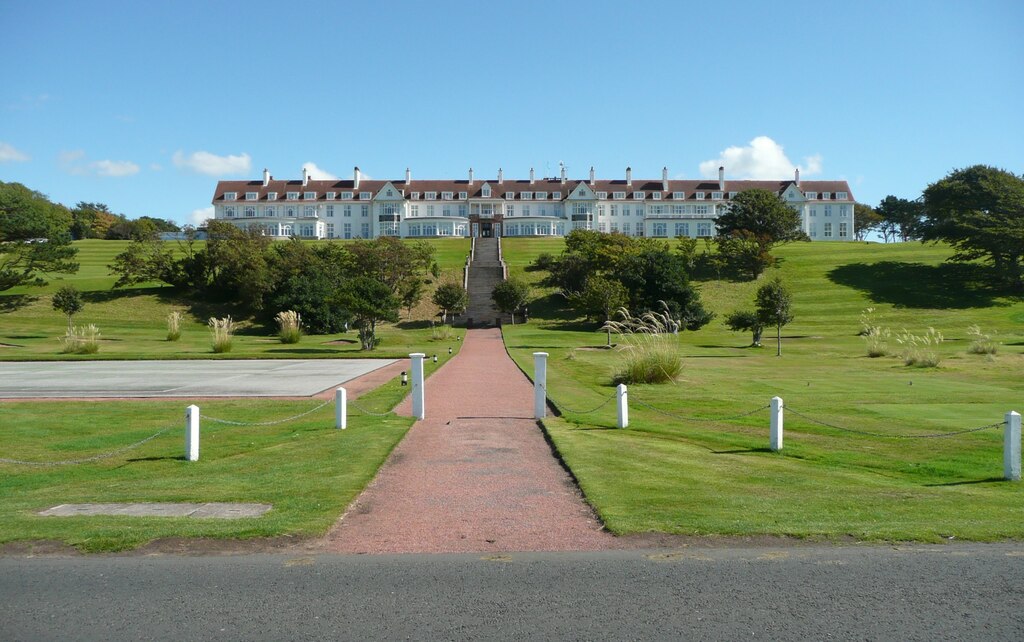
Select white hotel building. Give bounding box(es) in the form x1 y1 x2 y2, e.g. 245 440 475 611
212 166 855 241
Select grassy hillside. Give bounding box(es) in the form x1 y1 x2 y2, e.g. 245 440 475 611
501 238 1024 541
0 238 471 360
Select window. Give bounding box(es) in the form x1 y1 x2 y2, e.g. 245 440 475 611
326 223 335 238
304 206 316 218
822 192 831 200
597 205 605 216
386 189 394 197
286 206 296 218
611 222 619 233
410 192 420 199
443 205 452 217
361 223 369 238
521 192 532 200
652 222 667 237
613 191 625 200
343 223 352 239
633 191 644 200
341 192 353 200
359 192 372 200
596 191 607 200
711 192 723 200
675 222 689 237
224 206 235 218
441 191 453 200
326 192 336 200
535 192 546 200
224 192 237 200
523 206 530 216
623 207 630 217
728 191 737 199
361 205 368 217
652 192 662 200
672 205 684 215
267 192 277 200
824 205 833 217
695 192 705 200
694 204 709 216
380 221 399 237
552 192 562 199
697 222 712 237
458 205 467 217
425 192 437 200
246 192 258 201
458 191 467 199
506 204 514 217
287 192 298 200
326 205 334 217
839 222 848 237
824 222 833 238
649 205 664 215
837 192 848 200
304 191 316 200
598 222 606 232
623 222 631 235
635 206 644 216
610 205 618 217
410 205 419 217
481 185 491 197
343 205 352 217
408 223 420 237
841 205 851 217
265 206 276 217
427 205 435 217
806 192 817 200
505 192 515 200
672 192 685 200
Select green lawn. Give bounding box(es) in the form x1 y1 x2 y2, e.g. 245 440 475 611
500 238 1024 541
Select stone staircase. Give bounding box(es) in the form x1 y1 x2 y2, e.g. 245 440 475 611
462 237 505 328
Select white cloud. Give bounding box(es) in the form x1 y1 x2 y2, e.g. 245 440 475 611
91 159 139 177
173 150 252 176
189 206 214 226
149 163 163 171
302 161 338 180
699 136 822 180
0 142 29 162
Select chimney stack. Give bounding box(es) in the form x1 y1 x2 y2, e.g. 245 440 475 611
662 166 669 191
529 167 535 185
405 167 411 185
263 168 270 187
302 166 309 187
560 163 567 184
468 167 474 185
589 166 595 185
498 167 504 184
626 166 632 187
794 167 800 186
718 166 725 191
354 166 361 190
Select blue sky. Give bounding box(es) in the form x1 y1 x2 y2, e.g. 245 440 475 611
1 0 1021 226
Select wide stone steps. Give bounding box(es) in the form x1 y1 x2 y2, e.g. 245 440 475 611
462 238 504 327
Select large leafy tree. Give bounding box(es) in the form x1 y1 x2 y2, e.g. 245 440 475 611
340 276 400 350
491 277 531 324
611 248 712 329
854 203 883 241
714 189 805 278
432 281 468 324
876 195 924 242
0 181 78 291
921 165 1024 290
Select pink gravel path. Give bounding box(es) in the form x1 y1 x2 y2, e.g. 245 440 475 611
319 327 613 554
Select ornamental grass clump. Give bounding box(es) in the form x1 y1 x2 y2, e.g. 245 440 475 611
895 327 943 367
276 310 302 344
966 324 997 355
603 304 683 385
166 311 183 342
209 316 234 353
60 324 101 354
858 307 891 357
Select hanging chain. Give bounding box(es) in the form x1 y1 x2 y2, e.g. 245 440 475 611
785 406 1005 439
0 423 178 467
631 398 770 423
200 399 332 426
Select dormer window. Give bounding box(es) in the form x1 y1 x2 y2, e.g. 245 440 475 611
341 192 353 200
711 192 723 200
326 192 336 200
505 192 515 200
535 192 546 200
806 192 817 200
458 191 467 200
224 192 237 201
612 191 625 200
267 192 278 200
633 191 644 200
245 192 258 201
596 191 607 200
652 192 662 200
695 192 705 200
552 191 562 199
836 191 848 200
728 191 737 199
359 192 372 200
481 185 491 197
672 192 685 200
286 192 299 200
521 192 532 200
304 191 316 200
410 192 420 199
822 192 831 200
425 192 437 200
441 191 453 200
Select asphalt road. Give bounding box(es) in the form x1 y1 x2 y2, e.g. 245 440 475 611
0 358 398 398
3 544 1023 640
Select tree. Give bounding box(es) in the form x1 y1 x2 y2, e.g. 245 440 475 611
714 230 774 280
611 247 713 329
566 275 628 346
876 195 924 242
755 278 794 356
713 189 806 278
724 310 764 347
432 282 468 324
52 285 84 333
921 165 1024 290
0 181 79 291
491 277 531 324
108 237 175 287
340 276 400 350
853 203 883 241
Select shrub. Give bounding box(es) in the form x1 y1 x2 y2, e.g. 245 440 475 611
166 311 182 341
532 252 557 271
430 322 451 341
966 324 997 355
275 310 302 344
895 327 943 367
604 305 683 385
60 324 101 354
209 316 234 353
862 325 891 358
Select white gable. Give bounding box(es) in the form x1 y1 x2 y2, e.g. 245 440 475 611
569 182 595 200
376 182 404 200
782 184 804 201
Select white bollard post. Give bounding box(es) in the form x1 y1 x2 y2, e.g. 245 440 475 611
617 384 629 429
185 404 199 461
534 352 548 420
770 396 784 452
336 387 347 430
1005 411 1021 481
410 353 425 420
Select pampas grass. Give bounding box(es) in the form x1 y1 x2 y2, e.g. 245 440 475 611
60 324 101 354
209 316 234 353
276 310 302 344
966 324 997 355
603 303 683 385
895 327 943 367
166 311 182 342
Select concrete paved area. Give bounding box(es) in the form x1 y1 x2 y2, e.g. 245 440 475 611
0 359 398 398
38 503 272 519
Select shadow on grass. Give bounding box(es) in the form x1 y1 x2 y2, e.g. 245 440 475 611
264 348 345 355
827 261 1010 309
395 320 434 330
0 294 37 313
923 477 1005 487
711 447 773 454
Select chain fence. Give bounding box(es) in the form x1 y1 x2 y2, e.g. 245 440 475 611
539 383 617 415
631 398 771 424
784 406 1005 439
348 398 396 417
0 422 178 467
199 399 333 426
